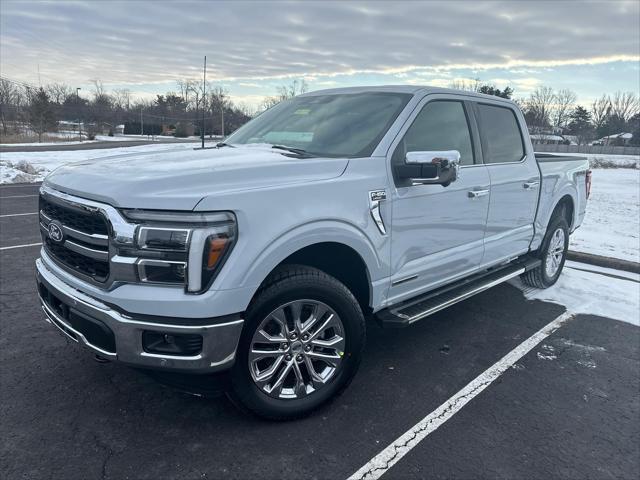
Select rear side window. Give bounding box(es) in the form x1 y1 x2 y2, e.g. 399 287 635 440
393 101 475 166
476 104 524 164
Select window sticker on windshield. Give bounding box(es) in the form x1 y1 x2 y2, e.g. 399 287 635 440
264 131 314 143
294 108 311 115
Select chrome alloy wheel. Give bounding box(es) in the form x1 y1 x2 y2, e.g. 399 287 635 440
248 300 346 399
545 227 566 278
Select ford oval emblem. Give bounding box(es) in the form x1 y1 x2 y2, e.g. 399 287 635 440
48 221 64 244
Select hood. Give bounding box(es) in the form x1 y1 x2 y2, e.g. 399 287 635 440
44 145 349 210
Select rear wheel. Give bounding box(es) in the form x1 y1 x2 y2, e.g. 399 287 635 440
521 215 569 289
229 265 365 420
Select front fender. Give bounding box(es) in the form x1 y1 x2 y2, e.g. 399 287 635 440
237 219 386 304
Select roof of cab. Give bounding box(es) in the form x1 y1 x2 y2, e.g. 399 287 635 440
300 84 516 104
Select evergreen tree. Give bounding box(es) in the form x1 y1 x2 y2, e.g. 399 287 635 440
28 88 57 142
629 113 640 146
478 85 514 99
566 106 593 144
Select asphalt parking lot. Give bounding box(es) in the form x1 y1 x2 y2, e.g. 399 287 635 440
1 182 639 480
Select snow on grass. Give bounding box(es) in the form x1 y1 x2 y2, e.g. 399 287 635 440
514 265 640 326
0 143 197 184
1 133 204 147
558 152 639 169
569 168 640 263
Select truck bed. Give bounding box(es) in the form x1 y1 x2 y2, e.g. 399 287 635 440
535 152 588 163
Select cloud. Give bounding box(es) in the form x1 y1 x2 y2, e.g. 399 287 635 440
1 0 638 108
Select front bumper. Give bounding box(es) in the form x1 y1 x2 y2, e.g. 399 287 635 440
35 257 244 373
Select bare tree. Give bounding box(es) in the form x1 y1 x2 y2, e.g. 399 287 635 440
551 88 577 130
261 79 309 110
0 78 20 134
178 79 198 106
449 77 482 92
209 86 228 136
525 86 555 131
590 95 610 130
186 79 208 113
46 83 72 105
609 91 639 121
112 88 131 111
91 80 107 100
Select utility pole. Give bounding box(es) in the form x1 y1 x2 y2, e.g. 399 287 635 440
76 87 82 141
221 104 225 138
140 109 144 137
201 55 207 149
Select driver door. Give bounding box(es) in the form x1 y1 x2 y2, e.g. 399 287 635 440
387 97 491 305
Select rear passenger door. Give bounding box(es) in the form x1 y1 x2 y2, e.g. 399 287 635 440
474 102 540 266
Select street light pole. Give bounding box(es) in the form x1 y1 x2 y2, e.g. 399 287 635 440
202 55 207 149
76 87 82 142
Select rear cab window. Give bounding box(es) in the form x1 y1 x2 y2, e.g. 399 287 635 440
476 103 525 164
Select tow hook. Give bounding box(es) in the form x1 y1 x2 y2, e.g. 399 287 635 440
93 354 110 364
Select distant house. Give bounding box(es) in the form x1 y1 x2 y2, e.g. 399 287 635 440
530 133 566 145
114 124 125 136
596 132 633 146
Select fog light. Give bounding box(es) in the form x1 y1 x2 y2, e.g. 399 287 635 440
142 331 203 356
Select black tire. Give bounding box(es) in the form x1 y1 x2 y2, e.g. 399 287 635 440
228 265 366 420
521 215 569 289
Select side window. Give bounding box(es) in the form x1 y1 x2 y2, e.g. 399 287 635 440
476 104 525 164
393 101 475 166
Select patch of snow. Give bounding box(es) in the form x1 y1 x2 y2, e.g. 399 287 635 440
0 143 197 184
1 140 91 147
513 267 640 326
564 260 639 282
569 169 640 263
558 152 639 169
536 344 557 360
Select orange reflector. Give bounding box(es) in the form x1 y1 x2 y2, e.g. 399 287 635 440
206 238 228 268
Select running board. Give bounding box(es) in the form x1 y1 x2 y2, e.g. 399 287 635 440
376 257 541 328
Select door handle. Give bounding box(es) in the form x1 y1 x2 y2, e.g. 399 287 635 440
523 181 540 190
468 189 490 198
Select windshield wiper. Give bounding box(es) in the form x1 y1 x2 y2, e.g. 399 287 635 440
216 142 235 148
271 145 315 157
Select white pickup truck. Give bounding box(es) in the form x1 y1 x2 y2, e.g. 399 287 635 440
36 86 590 419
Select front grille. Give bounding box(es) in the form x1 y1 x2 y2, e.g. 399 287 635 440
39 195 110 282
44 237 110 278
40 197 108 235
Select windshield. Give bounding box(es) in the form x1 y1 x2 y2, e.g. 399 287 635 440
225 92 412 157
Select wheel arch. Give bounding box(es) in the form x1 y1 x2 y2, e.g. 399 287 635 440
552 194 575 229
239 221 384 313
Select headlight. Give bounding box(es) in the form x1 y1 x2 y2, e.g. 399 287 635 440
119 209 237 293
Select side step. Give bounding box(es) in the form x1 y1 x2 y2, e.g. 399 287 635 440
376 257 541 328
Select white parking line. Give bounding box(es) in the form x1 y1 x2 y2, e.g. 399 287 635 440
0 212 38 218
0 242 42 251
0 195 39 198
347 310 575 480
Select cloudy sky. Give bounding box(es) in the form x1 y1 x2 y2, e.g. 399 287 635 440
1 0 638 108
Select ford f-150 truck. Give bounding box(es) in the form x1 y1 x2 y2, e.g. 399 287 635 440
35 86 590 419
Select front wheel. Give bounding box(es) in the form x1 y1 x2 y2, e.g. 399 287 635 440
521 216 569 289
228 265 365 420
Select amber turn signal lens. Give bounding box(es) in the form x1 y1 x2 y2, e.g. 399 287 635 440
206 237 228 268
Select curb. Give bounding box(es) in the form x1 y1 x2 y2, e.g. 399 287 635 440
567 251 640 274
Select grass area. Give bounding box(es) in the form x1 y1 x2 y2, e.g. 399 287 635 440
0 132 84 144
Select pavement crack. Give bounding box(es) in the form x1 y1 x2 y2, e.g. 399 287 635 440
357 378 493 480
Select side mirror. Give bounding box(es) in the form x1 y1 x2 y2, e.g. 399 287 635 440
396 150 460 186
